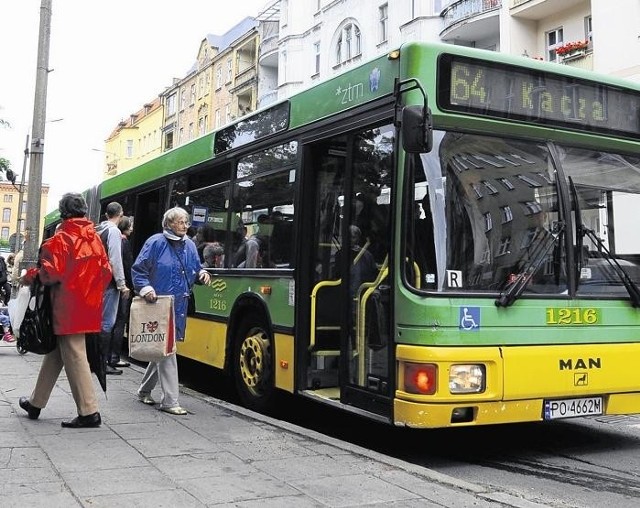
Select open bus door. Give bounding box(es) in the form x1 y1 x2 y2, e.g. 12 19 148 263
302 125 394 421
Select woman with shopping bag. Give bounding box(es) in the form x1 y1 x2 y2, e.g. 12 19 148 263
132 207 210 415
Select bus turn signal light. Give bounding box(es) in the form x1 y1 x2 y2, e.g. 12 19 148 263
404 363 437 395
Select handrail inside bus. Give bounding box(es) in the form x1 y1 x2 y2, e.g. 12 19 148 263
309 279 342 351
356 256 389 386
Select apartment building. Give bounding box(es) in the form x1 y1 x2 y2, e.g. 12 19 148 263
0 179 49 248
98 0 639 178
160 17 260 152
275 0 640 101
102 97 163 178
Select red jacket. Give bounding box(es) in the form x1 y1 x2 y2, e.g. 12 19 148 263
29 218 112 335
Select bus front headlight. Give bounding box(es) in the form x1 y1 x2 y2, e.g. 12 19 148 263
449 364 485 394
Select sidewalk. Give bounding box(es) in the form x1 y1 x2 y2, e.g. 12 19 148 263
0 341 544 508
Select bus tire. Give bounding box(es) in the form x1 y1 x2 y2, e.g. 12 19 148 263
233 313 274 413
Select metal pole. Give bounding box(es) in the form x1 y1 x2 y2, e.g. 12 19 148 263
14 134 29 254
22 0 52 268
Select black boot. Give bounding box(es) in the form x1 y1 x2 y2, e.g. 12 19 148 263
19 396 41 420
105 364 123 375
61 412 101 428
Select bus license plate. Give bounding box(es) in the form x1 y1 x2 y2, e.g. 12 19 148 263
543 397 603 420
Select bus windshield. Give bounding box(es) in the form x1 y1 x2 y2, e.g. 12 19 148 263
408 131 564 294
405 130 640 299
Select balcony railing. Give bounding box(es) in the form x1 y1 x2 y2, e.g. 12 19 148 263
559 51 593 71
231 67 257 93
442 0 502 31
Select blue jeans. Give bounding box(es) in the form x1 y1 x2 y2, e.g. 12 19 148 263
101 286 120 335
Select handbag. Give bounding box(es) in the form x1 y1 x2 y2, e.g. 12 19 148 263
128 295 176 362
8 285 31 337
18 276 57 355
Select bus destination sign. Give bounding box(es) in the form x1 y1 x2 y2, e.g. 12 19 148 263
438 54 640 139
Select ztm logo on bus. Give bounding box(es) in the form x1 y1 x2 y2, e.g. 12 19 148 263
209 279 227 292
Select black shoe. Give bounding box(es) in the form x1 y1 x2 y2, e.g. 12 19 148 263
105 365 123 375
61 412 101 428
19 396 41 420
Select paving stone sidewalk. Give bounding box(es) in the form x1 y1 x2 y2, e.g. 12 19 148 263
0 342 544 507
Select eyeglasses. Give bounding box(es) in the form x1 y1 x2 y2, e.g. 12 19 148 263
173 220 190 227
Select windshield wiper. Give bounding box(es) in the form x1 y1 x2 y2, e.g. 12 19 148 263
568 176 640 307
580 227 640 307
495 222 565 308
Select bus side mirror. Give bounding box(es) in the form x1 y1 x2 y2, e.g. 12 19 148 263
401 105 433 154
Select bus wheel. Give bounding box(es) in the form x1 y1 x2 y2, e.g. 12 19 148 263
234 314 274 412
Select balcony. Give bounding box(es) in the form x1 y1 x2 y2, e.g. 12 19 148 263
559 50 593 71
441 0 501 44
510 0 585 20
259 35 279 68
230 67 257 94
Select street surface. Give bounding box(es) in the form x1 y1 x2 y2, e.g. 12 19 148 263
180 358 640 507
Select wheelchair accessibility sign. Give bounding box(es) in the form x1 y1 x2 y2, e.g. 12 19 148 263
459 307 480 331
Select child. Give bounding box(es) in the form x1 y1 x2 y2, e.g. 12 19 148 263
0 308 14 343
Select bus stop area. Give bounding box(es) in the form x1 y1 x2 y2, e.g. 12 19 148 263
0 342 541 508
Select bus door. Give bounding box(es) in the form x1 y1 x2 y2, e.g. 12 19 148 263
304 123 394 418
131 187 165 255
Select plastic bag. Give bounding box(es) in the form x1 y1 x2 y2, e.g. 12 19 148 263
8 285 30 338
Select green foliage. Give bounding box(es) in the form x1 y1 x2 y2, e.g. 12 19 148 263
0 157 10 179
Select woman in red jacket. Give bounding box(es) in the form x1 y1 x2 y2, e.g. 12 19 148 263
18 193 112 428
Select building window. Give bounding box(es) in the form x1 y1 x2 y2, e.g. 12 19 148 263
227 58 233 83
2 208 10 222
216 66 222 89
517 174 542 187
500 206 513 224
126 140 133 158
215 109 221 128
167 93 176 116
497 237 511 257
225 104 231 124
165 131 174 151
314 41 321 75
482 180 498 194
379 4 388 44
335 22 362 65
190 84 196 105
546 27 563 62
180 89 186 111
21 201 27 214
483 212 493 232
497 177 515 190
584 16 592 43
188 123 194 140
198 117 205 136
1 227 8 241
179 128 184 144
3 195 12 203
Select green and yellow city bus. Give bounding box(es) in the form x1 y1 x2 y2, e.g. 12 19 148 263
52 41 640 427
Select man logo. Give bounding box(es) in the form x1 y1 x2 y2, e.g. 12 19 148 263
574 373 588 386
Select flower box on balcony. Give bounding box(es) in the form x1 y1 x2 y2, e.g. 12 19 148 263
555 40 589 58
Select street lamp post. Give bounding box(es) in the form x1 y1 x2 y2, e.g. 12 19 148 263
12 119 62 254
13 134 30 254
22 0 53 269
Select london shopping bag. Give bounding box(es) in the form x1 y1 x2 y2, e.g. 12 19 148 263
128 295 176 362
